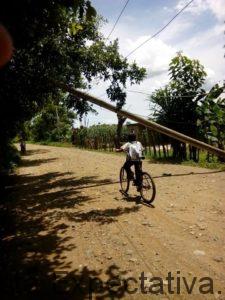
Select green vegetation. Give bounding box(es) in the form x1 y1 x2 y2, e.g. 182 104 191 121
150 52 225 162
146 149 225 170
29 101 75 143
1 3 224 173
150 52 206 161
0 0 146 173
75 124 129 150
0 143 20 172
197 84 225 159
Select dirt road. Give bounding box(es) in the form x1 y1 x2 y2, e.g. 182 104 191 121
1 144 225 299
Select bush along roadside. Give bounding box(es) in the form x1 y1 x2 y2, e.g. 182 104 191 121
0 142 21 194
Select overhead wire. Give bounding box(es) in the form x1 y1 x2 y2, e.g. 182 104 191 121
125 0 194 58
95 0 195 98
90 0 218 110
106 0 131 39
127 89 208 98
88 0 131 95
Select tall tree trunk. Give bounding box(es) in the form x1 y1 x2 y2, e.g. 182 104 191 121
190 146 198 162
19 130 26 155
162 144 167 157
115 114 126 148
182 142 187 160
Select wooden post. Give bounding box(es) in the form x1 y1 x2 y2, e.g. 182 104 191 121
57 82 225 159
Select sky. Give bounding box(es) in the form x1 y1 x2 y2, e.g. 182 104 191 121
75 0 225 127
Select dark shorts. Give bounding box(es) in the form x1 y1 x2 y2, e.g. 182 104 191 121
123 160 142 186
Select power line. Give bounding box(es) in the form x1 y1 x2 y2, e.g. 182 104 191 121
127 90 152 96
106 0 131 39
91 0 132 95
97 89 207 99
125 0 194 58
127 89 208 98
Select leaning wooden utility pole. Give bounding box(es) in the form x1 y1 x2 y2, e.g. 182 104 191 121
58 82 225 159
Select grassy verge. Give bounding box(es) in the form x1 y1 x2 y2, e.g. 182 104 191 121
146 151 225 170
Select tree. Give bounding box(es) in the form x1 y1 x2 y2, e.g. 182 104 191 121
150 52 206 160
30 101 76 142
0 0 146 171
65 39 146 147
197 83 225 161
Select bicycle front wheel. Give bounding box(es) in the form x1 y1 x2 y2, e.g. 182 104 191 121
120 167 130 193
140 172 156 203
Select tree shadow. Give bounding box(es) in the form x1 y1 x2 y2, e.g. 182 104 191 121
23 149 51 156
0 219 130 299
119 192 155 208
153 169 225 179
66 206 140 225
20 157 58 167
53 264 131 300
0 161 141 298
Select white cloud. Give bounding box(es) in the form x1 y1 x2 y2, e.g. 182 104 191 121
85 1 225 126
177 24 225 83
86 35 178 125
182 24 224 48
176 0 225 20
124 36 177 76
159 18 193 42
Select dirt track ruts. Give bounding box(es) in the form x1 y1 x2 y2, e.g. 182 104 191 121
1 144 225 300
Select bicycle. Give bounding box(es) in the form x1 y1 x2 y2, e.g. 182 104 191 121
119 158 156 203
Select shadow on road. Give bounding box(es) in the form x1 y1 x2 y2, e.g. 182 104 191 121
20 157 58 167
66 206 140 225
23 149 51 156
0 154 140 299
119 193 155 208
153 169 224 179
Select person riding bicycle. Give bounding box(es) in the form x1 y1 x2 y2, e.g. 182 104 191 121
116 133 144 191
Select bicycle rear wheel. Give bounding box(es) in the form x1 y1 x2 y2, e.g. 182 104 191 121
140 172 156 203
120 167 130 193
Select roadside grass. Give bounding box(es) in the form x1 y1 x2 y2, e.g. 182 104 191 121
146 151 225 170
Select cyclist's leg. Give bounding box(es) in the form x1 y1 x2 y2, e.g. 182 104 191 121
123 160 134 179
134 160 142 187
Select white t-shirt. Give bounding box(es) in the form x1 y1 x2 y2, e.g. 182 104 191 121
121 141 144 161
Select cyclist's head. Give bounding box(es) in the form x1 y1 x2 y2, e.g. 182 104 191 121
128 133 136 142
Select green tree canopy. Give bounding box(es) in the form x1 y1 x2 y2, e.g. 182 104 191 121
30 101 76 142
0 0 146 170
150 52 207 160
197 83 225 153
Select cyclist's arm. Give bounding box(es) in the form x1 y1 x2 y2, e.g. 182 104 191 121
116 142 129 152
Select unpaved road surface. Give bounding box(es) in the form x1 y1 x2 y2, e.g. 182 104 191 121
1 144 225 300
